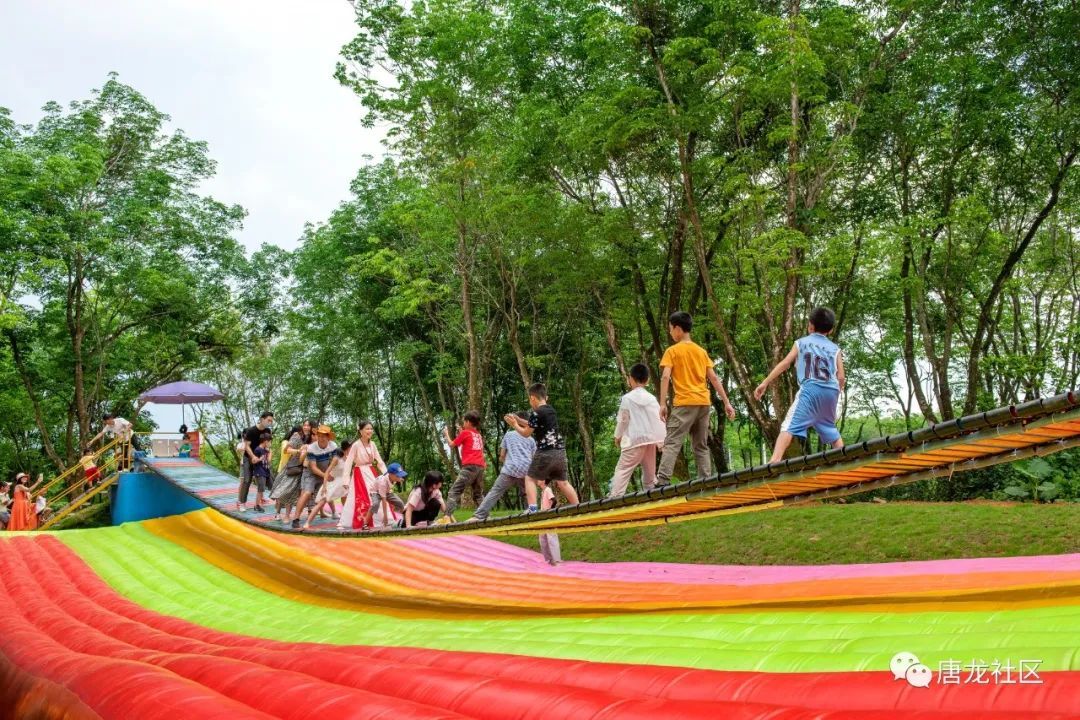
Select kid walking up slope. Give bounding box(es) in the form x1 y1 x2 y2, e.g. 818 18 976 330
608 363 666 497
754 306 846 462
657 311 737 485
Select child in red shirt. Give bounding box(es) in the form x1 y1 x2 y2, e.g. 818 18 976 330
80 450 101 487
443 410 486 521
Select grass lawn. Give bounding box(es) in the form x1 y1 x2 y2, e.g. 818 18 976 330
499 501 1080 565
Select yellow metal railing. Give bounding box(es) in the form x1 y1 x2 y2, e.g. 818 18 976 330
30 437 123 497
29 430 199 531
38 471 120 531
40 453 121 510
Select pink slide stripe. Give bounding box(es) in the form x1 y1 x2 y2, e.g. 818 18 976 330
400 535 1080 586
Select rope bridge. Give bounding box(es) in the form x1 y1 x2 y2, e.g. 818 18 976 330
137 391 1080 537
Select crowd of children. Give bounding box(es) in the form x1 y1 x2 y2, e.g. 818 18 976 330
2 305 842 545
225 305 843 568
4 306 842 556
223 307 843 562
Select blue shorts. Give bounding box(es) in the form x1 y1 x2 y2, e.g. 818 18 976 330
781 384 841 444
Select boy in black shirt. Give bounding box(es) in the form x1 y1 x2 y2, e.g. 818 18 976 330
239 411 274 513
251 433 273 501
503 382 579 513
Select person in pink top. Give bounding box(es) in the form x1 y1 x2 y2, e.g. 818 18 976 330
443 410 486 521
400 471 446 528
337 420 387 530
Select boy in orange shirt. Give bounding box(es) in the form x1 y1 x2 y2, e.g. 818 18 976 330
657 311 736 485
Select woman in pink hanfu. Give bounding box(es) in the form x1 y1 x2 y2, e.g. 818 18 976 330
337 420 387 530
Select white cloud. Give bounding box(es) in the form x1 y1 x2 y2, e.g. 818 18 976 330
0 0 385 252
2 0 388 432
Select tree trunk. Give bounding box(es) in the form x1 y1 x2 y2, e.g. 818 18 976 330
455 178 483 414
68 255 89 459
634 26 773 438
781 0 803 365
666 211 688 318
494 249 532 390
595 289 630 387
572 354 599 500
962 145 1077 414
900 250 939 423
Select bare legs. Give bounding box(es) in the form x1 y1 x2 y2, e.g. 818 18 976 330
769 432 844 463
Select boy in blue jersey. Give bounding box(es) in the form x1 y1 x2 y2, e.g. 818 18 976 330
754 307 846 463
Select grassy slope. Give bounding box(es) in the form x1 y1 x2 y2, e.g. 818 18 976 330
500 502 1080 565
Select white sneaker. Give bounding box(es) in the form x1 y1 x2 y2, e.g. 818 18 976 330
237 506 247 513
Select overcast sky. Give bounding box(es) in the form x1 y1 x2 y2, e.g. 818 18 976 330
1 0 385 433
0 0 384 254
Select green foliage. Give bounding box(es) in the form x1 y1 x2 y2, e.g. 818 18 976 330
0 76 256 480
219 0 1079 497
3 0 1078 507
1001 458 1065 503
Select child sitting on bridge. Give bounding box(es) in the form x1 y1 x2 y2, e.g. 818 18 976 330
754 306 846 462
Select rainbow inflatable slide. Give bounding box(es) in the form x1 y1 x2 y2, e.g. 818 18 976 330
2 505 1079 719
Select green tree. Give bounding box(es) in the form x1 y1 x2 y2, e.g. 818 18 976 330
0 76 250 471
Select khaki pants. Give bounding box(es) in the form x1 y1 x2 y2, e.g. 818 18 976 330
657 405 711 485
607 444 658 498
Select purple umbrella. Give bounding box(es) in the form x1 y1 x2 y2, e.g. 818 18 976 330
139 381 224 425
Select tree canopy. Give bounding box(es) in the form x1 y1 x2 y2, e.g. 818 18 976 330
3 0 1079 502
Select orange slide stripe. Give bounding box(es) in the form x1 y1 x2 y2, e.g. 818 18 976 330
145 510 1080 614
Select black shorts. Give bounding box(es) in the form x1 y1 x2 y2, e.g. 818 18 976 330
528 449 568 482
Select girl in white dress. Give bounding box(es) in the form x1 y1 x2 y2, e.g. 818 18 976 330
337 421 387 530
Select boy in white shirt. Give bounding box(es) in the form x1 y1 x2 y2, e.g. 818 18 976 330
608 363 667 498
